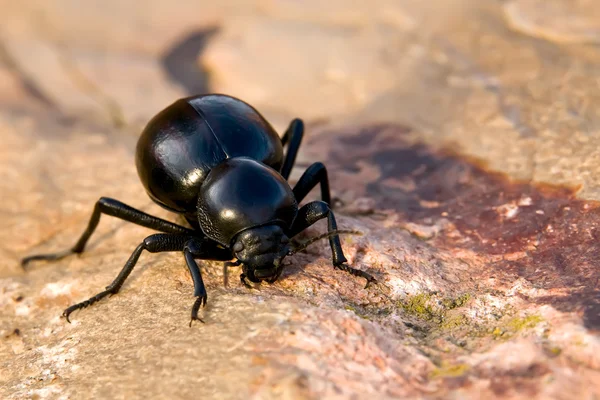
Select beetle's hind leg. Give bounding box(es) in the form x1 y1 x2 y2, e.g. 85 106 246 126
288 201 376 288
280 118 304 180
22 197 194 268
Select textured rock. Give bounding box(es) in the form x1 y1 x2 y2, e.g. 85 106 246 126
1 1 600 399
202 16 405 120
504 0 600 44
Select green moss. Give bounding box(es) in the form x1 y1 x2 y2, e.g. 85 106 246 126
440 314 468 330
507 314 543 330
400 292 473 325
430 362 470 379
548 346 562 356
402 293 437 319
492 314 544 339
492 327 504 338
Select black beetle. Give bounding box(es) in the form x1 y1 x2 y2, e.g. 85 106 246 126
22 94 376 324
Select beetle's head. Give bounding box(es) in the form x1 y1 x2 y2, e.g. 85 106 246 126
232 224 290 282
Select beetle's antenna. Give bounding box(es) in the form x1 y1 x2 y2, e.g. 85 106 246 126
289 229 363 255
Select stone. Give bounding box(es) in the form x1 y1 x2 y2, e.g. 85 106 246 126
1 0 600 399
202 17 403 121
504 0 600 44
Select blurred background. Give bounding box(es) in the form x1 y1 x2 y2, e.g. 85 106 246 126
2 0 600 197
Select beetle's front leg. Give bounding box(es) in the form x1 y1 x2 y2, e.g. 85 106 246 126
183 238 232 326
63 233 196 322
239 273 254 289
288 201 376 288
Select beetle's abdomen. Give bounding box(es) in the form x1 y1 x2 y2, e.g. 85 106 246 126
197 158 298 246
136 94 285 216
188 95 283 170
136 99 226 213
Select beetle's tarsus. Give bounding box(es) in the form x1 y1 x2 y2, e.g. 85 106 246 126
21 249 75 269
335 263 377 288
62 288 114 323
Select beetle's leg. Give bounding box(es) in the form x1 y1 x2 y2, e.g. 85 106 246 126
280 118 304 180
292 162 331 205
22 197 195 267
184 244 207 326
222 260 241 287
183 238 232 326
265 267 283 284
289 202 345 265
63 233 231 323
288 201 376 288
63 233 193 322
239 273 254 289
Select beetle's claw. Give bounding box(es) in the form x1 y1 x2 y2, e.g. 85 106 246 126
189 315 205 327
189 295 207 327
62 309 73 323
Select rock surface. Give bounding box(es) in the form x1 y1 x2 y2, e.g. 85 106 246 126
1 1 599 399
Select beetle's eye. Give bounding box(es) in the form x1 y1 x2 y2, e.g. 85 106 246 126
233 241 244 252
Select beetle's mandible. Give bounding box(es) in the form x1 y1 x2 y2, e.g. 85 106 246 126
22 94 376 325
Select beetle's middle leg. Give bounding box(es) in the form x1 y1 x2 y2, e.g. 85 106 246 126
22 197 195 267
292 162 331 205
288 201 376 288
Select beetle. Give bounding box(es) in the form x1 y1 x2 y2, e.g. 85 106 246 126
22 94 376 325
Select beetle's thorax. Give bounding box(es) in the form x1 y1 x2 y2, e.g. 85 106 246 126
196 157 298 246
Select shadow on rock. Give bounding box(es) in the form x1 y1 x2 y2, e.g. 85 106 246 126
161 28 219 95
308 124 600 330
